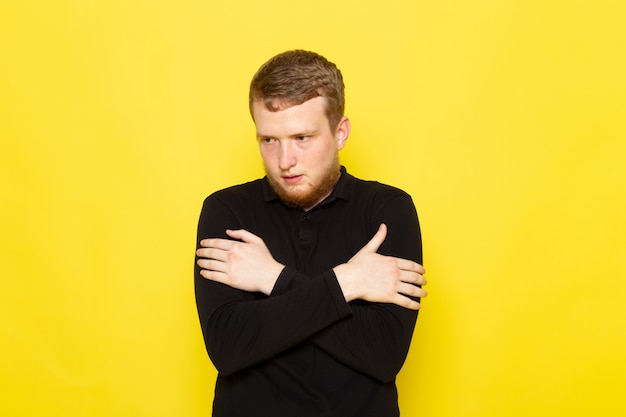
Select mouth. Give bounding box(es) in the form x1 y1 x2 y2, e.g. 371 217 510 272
282 174 303 185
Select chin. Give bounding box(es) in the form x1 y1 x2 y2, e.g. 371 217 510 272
276 188 317 209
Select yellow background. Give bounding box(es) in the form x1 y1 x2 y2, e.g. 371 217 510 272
1 0 624 416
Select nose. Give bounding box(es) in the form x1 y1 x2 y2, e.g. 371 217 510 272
278 141 296 171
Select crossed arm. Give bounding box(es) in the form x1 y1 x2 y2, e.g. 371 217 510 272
196 223 427 309
196 232 426 378
194 190 426 380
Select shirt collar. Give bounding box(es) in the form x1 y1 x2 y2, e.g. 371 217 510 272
262 166 353 207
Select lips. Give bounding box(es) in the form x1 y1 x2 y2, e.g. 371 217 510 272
282 175 303 185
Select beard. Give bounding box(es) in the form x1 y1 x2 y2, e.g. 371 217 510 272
265 154 341 210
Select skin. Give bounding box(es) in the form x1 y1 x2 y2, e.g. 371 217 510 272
253 96 349 211
196 97 427 309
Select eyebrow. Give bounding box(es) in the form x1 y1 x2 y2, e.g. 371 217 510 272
292 129 317 137
256 129 318 139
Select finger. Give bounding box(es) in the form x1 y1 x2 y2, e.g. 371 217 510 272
359 224 387 254
395 258 426 275
196 247 210 258
196 247 228 261
418 275 427 286
226 229 261 244
199 238 234 250
396 267 426 285
397 282 428 299
199 268 230 284
393 294 421 310
197 258 228 273
399 270 427 286
405 273 427 286
411 286 428 299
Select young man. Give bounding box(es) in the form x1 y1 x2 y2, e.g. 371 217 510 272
195 50 427 417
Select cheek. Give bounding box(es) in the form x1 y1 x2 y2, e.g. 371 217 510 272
313 145 337 166
259 148 274 165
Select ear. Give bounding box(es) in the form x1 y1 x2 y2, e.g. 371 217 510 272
335 116 351 150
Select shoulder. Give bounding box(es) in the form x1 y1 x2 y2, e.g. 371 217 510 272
202 178 266 208
339 172 417 224
348 173 412 204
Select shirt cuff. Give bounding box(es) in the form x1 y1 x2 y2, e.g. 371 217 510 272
321 270 352 319
270 267 352 319
269 266 297 296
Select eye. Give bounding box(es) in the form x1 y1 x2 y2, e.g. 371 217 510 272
261 137 275 144
295 136 308 141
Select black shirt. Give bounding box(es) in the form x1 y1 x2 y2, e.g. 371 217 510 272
195 167 422 417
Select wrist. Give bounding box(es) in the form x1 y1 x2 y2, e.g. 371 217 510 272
261 262 285 295
333 263 358 302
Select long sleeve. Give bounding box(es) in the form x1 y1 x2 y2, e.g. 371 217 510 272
194 193 352 375
269 193 422 382
195 172 423 417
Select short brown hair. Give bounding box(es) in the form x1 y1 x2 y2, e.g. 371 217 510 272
249 50 345 129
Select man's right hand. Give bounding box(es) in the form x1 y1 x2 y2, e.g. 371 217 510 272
333 224 427 310
196 229 284 295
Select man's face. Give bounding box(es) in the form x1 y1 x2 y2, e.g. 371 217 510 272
252 96 350 210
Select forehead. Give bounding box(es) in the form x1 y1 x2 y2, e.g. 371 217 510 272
252 96 330 136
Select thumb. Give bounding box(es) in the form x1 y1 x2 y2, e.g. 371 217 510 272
225 229 260 243
358 223 387 254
